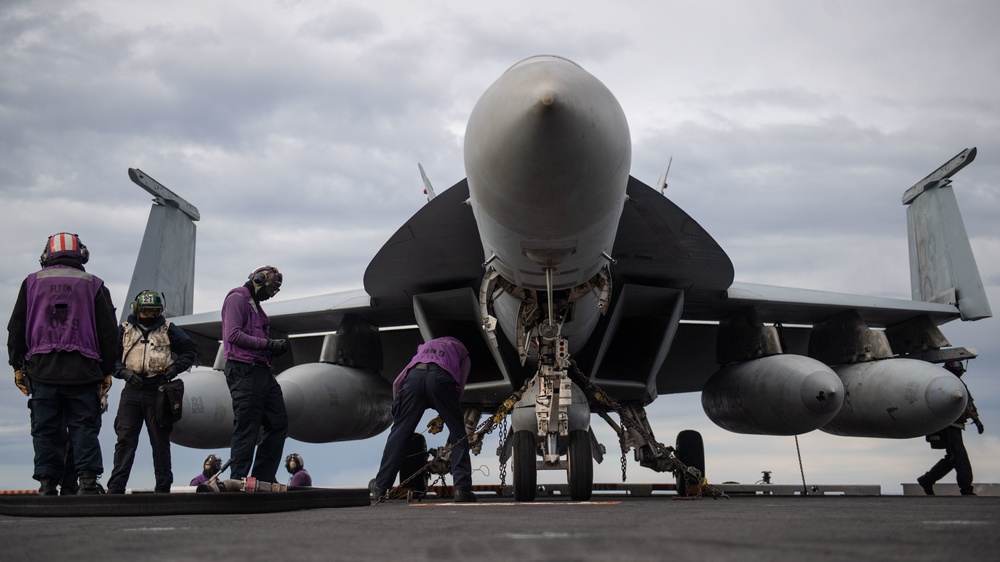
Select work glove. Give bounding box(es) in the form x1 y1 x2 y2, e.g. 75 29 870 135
266 339 289 357
975 420 985 434
162 364 183 381
99 374 112 413
427 416 444 435
14 370 31 397
117 368 144 390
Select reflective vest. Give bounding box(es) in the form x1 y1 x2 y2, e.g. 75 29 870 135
121 321 175 376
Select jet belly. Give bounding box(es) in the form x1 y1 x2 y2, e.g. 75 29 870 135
464 55 630 290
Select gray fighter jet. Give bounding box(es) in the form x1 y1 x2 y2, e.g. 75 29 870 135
125 55 991 501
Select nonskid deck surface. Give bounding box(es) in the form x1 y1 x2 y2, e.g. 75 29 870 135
0 487 368 517
1 493 997 561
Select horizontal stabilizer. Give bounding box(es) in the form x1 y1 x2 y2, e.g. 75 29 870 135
129 168 201 221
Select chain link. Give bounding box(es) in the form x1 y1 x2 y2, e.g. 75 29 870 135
497 416 508 495
619 427 628 483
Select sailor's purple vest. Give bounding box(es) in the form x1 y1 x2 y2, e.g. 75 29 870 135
393 337 470 398
25 265 103 361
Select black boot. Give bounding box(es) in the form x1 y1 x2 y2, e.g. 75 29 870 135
38 477 58 496
78 471 104 495
61 474 79 496
917 475 935 496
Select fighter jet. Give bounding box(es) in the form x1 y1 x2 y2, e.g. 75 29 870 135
126 55 991 501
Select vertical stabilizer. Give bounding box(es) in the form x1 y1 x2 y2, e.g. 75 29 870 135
123 168 199 321
903 148 991 321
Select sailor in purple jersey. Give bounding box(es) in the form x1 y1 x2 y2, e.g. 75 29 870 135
371 337 476 502
221 265 289 483
190 454 223 486
285 453 312 487
7 233 118 495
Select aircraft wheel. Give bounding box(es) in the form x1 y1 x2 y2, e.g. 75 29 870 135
512 430 537 502
675 429 705 497
399 433 429 492
567 430 593 501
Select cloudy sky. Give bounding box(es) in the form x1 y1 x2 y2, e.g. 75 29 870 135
2 0 998 494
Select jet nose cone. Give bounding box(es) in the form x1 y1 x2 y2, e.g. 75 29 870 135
926 374 968 421
464 55 631 219
462 55 633 289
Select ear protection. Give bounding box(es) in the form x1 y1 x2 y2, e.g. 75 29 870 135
249 266 282 300
250 266 278 286
204 454 222 472
285 453 303 473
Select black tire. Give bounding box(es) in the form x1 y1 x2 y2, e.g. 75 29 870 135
675 429 705 497
399 433 429 492
567 430 593 501
512 430 537 502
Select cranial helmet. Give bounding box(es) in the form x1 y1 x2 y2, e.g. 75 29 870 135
285 453 304 474
204 454 222 473
249 265 283 298
130 290 165 316
944 360 966 375
40 233 89 266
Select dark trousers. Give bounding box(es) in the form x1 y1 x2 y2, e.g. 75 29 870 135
375 366 471 492
225 361 288 482
61 436 78 494
922 425 974 493
106 383 173 493
29 381 103 480
28 411 79 493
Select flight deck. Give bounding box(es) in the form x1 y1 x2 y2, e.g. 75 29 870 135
1 492 996 561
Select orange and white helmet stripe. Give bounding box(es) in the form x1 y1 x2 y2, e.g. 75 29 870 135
48 232 80 253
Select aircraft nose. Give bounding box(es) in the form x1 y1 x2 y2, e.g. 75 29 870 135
464 55 631 238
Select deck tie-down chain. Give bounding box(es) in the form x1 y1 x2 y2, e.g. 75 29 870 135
372 375 534 506
372 360 727 504
568 360 727 500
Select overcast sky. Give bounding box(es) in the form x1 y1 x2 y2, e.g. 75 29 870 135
2 0 998 495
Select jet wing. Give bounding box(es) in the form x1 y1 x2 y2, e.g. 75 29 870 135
723 282 959 327
655 282 962 395
173 288 374 340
